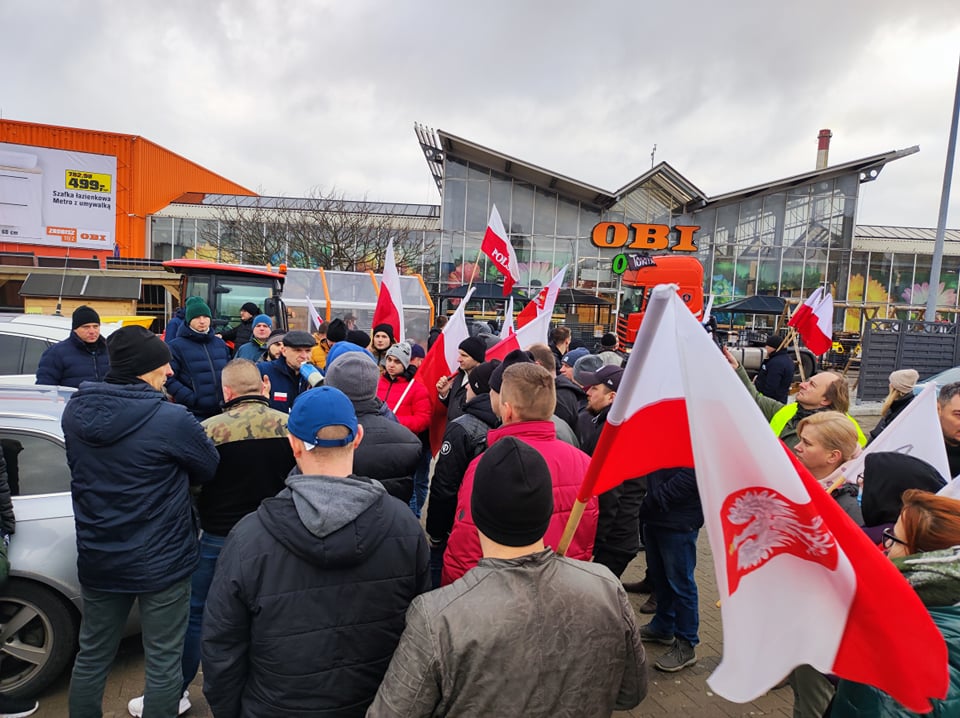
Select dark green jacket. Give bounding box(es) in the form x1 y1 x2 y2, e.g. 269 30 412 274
831 548 960 717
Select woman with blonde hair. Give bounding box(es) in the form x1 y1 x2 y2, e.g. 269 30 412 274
795 411 862 523
868 368 918 443
832 489 960 716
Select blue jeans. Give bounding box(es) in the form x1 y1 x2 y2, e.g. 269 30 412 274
409 449 431 518
69 578 190 718
181 532 226 690
644 525 700 646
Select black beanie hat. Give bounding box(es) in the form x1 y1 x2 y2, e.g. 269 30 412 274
488 349 534 393
472 437 554 547
459 336 486 363
348 329 371 348
106 326 172 382
861 452 947 527
765 333 785 350
72 305 100 329
241 302 260 316
600 332 617 349
468 360 501 396
327 318 347 343
372 323 396 344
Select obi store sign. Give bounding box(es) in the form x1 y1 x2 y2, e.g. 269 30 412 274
590 222 700 253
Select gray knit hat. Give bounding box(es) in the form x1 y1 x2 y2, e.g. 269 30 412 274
324 352 380 402
386 341 412 370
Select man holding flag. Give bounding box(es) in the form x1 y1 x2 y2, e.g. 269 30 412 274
557 284 948 712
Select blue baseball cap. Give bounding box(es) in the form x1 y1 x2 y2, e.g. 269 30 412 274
287 386 358 449
561 347 590 367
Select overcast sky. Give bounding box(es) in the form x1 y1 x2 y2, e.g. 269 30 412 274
3 1 959 228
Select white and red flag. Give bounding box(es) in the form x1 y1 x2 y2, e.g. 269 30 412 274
499 295 515 340
413 287 475 455
484 300 553 363
480 205 520 295
571 284 947 710
788 286 834 355
372 238 405 343
516 265 567 328
305 296 324 331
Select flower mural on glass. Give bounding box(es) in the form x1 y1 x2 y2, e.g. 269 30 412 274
447 260 481 290
901 282 957 307
844 274 892 332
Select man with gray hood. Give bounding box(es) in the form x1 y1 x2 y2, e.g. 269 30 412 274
201 386 430 717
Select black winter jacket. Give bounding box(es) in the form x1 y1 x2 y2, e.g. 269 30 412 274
352 396 421 503
62 380 219 592
754 349 794 404
639 467 703 532
167 324 231 419
201 475 429 718
0 450 15 535
441 369 469 422
220 317 253 351
198 396 295 536
258 356 311 413
426 393 498 542
555 376 586 434
35 332 109 388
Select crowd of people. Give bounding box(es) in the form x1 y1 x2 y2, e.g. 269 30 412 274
6 303 958 717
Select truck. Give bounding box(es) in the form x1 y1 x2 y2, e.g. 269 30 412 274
162 259 289 335
615 255 816 381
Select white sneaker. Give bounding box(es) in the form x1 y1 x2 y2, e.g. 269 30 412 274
127 690 191 717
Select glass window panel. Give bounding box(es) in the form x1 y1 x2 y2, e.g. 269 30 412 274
465 180 490 232
533 189 557 236
466 164 489 182
890 254 917 305
21 338 48 377
442 179 466 232
511 182 534 236
490 179 512 228
445 158 468 180
556 198 579 237
0 335 22 374
714 204 739 246
1 433 71 496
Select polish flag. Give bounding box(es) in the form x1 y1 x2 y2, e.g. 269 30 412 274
499 295 515 340
372 238 405 342
788 286 833 355
571 284 948 710
413 287 475 455
830 383 951 491
481 205 520 295
516 265 567 328
305 295 324 331
484 302 553 363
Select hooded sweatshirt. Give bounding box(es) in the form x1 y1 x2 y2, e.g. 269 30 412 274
201 473 429 718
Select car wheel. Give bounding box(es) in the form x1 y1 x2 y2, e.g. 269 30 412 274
0 580 78 697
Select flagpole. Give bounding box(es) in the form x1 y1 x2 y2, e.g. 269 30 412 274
556 500 587 556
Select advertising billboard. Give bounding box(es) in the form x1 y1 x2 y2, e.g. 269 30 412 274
0 142 117 250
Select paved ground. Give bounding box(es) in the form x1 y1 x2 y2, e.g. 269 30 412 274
31 384 877 717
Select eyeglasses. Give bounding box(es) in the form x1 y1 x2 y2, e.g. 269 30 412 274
881 527 908 551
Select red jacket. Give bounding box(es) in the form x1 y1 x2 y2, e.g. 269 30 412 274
378 373 432 435
442 421 599 585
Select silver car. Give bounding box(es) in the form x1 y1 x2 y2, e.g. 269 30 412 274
0 384 136 698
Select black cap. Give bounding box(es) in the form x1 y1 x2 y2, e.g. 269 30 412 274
282 330 317 348
458 336 486 363
578 365 623 391
327 318 347 343
600 332 618 349
472 437 554 547
347 329 371 348
241 302 260 316
72 305 100 329
106 326 171 382
765 333 785 349
861 453 947 527
372 323 396 344
488 349 534 393
468 360 501 396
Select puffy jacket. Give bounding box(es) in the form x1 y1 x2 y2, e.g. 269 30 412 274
442 421 598 585
369 550 647 717
62 380 219 592
234 339 267 362
639 467 703 532
35 332 109 388
257 356 311 413
201 474 429 718
426 393 498 542
554 376 586 434
378 373 431 434
167 324 231 419
163 308 184 344
831 548 960 717
198 396 295 536
219 317 253 350
753 349 794 404
440 369 469 422
352 396 421 504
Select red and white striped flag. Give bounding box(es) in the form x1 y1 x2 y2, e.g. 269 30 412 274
372 238 405 342
516 265 567 328
480 205 520 295
575 284 947 710
788 286 833 355
484 301 553 363
499 295 515 340
305 296 323 331
413 287 474 455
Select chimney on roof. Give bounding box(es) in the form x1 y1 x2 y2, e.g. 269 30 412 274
816 129 832 169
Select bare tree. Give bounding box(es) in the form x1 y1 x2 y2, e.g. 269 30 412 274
198 187 435 273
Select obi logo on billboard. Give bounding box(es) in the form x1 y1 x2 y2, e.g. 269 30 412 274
0 142 117 250
590 222 700 253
